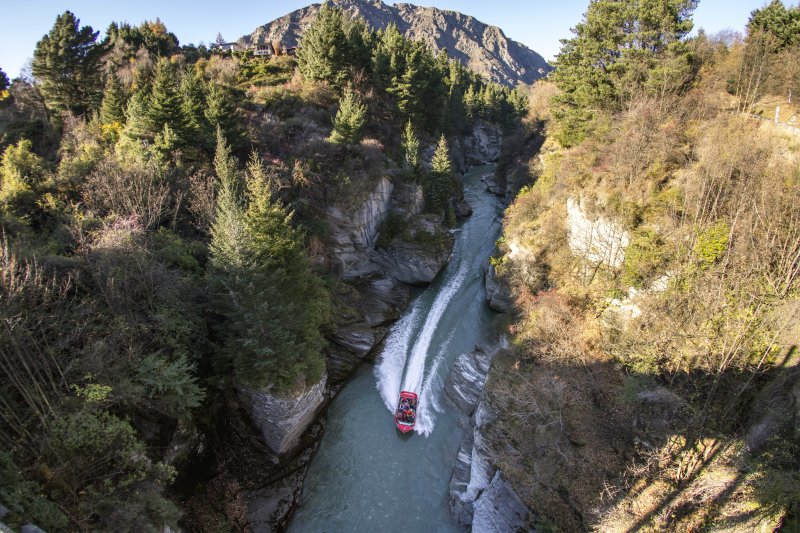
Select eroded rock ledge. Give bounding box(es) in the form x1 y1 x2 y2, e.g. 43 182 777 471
445 346 536 531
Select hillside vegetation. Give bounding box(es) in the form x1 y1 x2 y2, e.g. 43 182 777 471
0 5 526 531
488 0 800 530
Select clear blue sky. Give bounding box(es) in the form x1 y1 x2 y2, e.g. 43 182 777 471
0 0 774 79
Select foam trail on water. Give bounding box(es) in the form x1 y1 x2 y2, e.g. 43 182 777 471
402 264 467 395
414 337 452 436
374 307 419 411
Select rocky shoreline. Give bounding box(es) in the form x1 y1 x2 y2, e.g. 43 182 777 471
444 345 535 532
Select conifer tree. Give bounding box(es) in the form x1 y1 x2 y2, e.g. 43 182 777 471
329 88 367 145
180 69 207 139
123 64 154 141
208 138 329 389
0 68 9 96
296 4 348 87
401 120 420 176
205 83 242 148
148 58 188 144
238 154 329 387
99 71 126 125
208 128 244 273
552 0 698 146
32 11 104 116
428 134 453 210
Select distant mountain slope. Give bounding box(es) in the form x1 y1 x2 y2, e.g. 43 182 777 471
239 0 551 86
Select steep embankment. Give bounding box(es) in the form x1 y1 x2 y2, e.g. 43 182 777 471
240 0 550 86
483 103 800 531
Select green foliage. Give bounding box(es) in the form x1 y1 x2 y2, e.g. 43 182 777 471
136 354 204 415
180 68 208 139
1 138 46 187
693 220 729 268
0 453 68 530
401 120 420 176
621 228 667 288
123 67 155 141
236 52 297 88
100 70 127 126
149 58 189 144
0 139 46 220
428 134 453 211
297 4 349 86
205 83 243 148
45 410 178 531
431 134 452 175
208 130 245 266
552 0 698 145
72 382 113 404
0 67 10 96
105 19 180 61
329 87 367 145
748 0 800 51
209 145 329 391
32 11 104 117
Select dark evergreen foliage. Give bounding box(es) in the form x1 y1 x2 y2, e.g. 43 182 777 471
32 11 104 117
99 70 126 125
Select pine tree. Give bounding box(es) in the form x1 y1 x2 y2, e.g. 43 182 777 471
181 69 207 139
123 64 154 141
239 154 328 388
329 88 367 145
401 120 420 176
148 58 188 144
205 83 242 148
209 129 244 267
99 71 126 125
551 0 698 146
431 134 452 175
296 4 348 87
208 140 329 390
0 68 9 97
428 134 453 211
32 11 104 117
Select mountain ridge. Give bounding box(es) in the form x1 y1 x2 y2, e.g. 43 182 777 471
239 0 551 86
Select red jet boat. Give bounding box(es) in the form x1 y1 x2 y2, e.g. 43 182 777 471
395 391 418 433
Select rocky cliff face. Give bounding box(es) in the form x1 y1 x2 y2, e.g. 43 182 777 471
327 176 394 279
236 374 328 456
445 345 535 530
566 197 630 270
240 0 550 86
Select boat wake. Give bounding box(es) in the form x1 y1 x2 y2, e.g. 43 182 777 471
374 264 468 436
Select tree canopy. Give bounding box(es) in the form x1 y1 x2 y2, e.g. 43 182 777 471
32 11 104 117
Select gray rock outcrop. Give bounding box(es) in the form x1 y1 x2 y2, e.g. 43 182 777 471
446 343 535 530
236 374 328 456
372 214 453 286
484 264 513 313
445 347 494 416
373 240 451 285
473 471 534 532
449 402 534 530
327 176 393 279
240 0 551 87
464 121 502 166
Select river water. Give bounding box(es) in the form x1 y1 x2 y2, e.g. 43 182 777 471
288 165 504 533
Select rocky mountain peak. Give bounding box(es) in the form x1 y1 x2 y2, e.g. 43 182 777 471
239 0 551 86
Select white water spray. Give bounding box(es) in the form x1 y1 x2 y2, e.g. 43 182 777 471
374 263 469 435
